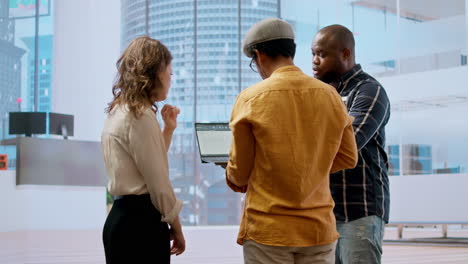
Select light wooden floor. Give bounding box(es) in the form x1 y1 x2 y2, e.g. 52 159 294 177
1 227 468 264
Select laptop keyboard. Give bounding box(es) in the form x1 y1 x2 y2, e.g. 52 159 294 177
204 156 229 163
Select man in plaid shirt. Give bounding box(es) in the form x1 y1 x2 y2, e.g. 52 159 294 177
312 25 391 264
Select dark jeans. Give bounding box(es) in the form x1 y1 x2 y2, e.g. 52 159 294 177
103 194 170 264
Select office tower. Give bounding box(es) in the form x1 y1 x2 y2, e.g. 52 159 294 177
207 179 242 225
388 144 432 175
0 0 25 141
22 35 53 112
121 0 279 224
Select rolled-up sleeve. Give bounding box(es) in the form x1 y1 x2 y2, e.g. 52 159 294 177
226 96 255 193
128 113 182 224
330 115 358 173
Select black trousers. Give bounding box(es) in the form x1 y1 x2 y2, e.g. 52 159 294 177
103 194 170 264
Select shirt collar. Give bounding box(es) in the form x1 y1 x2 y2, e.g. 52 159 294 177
337 64 363 93
271 65 302 77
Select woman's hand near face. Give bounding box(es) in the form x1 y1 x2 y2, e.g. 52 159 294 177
161 104 180 131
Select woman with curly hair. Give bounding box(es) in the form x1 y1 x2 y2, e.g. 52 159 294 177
101 36 185 263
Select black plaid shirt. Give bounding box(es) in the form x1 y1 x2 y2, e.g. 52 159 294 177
330 64 391 223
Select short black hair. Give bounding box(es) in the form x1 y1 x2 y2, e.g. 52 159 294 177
319 24 355 53
251 38 296 59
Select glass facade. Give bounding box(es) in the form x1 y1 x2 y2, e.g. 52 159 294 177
387 144 433 175
121 0 278 225
1 0 467 226
22 34 52 112
0 0 53 168
284 0 468 178
119 0 468 225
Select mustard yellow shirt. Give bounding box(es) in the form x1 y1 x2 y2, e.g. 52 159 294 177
226 65 358 247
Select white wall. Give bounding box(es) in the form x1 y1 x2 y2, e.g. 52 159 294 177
389 174 468 223
3 168 468 231
379 66 468 170
380 65 468 101
1 2 120 231
1 170 106 232
399 15 465 59
52 0 121 141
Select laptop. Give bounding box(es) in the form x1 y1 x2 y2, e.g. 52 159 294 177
195 122 231 163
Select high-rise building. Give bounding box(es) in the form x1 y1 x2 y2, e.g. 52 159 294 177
121 0 280 225
387 144 400 176
0 0 25 141
0 41 24 140
388 144 432 175
22 35 53 112
0 0 14 43
207 179 242 225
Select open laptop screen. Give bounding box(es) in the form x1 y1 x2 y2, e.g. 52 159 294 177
195 123 231 162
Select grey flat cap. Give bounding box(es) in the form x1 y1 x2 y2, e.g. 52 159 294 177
243 18 295 58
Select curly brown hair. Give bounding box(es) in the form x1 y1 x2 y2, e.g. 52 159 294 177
106 36 173 117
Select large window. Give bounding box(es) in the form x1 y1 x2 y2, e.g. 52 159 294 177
122 0 278 225
285 0 468 177
0 0 54 168
1 0 466 227
120 0 468 225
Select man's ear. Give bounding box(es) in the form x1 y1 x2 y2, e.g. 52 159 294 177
253 49 265 66
253 49 260 60
342 48 351 60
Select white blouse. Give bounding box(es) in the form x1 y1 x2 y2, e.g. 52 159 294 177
101 105 182 224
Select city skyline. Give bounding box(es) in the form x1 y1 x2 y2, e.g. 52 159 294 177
121 0 280 225
0 0 466 228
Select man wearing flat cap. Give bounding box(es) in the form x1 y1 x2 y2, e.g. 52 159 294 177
224 18 358 264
